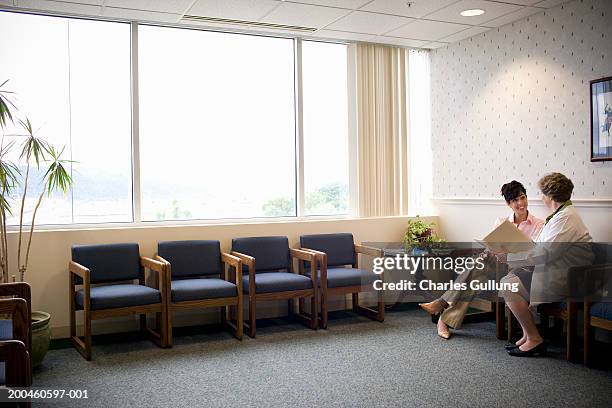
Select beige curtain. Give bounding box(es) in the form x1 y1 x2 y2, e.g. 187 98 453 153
353 43 408 217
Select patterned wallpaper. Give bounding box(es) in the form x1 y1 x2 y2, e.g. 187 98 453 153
430 0 612 199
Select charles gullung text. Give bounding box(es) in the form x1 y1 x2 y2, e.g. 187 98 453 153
370 255 519 293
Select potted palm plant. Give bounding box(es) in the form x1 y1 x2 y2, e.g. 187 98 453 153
0 79 73 367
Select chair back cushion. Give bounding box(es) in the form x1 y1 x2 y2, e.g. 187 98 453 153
592 243 612 265
300 233 355 267
232 236 290 272
158 240 222 278
72 243 141 284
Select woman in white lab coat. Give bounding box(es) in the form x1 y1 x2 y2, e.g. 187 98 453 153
500 172 593 357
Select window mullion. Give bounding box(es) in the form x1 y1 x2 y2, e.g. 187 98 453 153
131 22 142 224
295 38 305 217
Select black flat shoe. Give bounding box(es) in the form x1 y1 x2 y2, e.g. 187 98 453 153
504 343 519 351
508 342 547 357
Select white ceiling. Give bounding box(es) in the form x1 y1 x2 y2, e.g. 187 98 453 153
0 0 571 49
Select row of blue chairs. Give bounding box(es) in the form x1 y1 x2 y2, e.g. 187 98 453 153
68 233 385 360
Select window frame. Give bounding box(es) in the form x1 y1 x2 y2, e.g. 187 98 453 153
0 9 354 231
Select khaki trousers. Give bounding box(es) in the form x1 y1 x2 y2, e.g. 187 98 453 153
439 261 494 329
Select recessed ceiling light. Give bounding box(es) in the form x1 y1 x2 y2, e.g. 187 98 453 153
460 9 485 17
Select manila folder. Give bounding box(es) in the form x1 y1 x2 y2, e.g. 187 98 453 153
475 220 535 253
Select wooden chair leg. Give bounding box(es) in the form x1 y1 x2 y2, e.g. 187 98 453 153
248 297 256 338
84 309 92 361
496 299 506 339
566 302 577 361
377 288 385 322
236 300 244 340
220 306 227 325
506 306 514 342
166 310 174 347
583 306 591 366
310 294 318 330
320 290 328 329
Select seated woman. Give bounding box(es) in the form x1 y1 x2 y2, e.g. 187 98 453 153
500 172 593 356
419 180 544 339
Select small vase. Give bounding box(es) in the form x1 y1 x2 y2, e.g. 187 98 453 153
31 311 51 368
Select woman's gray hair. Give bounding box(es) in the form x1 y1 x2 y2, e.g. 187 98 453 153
537 172 574 203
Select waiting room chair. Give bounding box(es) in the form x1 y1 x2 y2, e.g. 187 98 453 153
581 243 612 365
299 233 384 329
231 236 318 338
69 243 168 360
156 240 243 346
0 282 32 388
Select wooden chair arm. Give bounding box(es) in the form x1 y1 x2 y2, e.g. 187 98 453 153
0 298 30 347
0 282 31 302
221 252 242 268
0 340 32 387
221 253 243 287
140 256 166 274
298 248 327 287
231 251 255 268
300 248 327 260
290 248 316 262
231 251 255 294
69 261 90 282
355 245 383 257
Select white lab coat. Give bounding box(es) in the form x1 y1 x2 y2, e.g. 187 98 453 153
507 205 593 304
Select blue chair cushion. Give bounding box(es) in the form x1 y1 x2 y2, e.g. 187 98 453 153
590 302 612 320
0 319 12 341
300 233 355 267
158 240 222 278
306 267 377 288
232 236 290 272
171 278 237 302
75 284 160 310
242 272 312 294
72 243 141 284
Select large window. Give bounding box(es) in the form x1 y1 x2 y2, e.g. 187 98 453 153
0 12 133 224
138 26 296 221
302 41 349 215
0 11 351 226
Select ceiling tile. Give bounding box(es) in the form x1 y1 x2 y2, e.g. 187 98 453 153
101 7 181 23
326 10 413 35
423 0 523 26
371 36 428 48
437 25 490 43
0 0 14 5
187 0 279 21
106 0 193 14
309 29 374 42
386 19 471 41
481 6 542 28
261 2 350 29
422 41 447 49
15 0 101 14
289 0 370 9
533 0 571 8
360 0 457 19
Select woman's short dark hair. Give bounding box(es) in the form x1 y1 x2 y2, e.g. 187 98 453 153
500 180 527 203
538 172 574 203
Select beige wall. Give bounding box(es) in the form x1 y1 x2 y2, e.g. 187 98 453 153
10 215 433 338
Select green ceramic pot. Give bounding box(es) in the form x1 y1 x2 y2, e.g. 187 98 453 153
31 311 51 368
